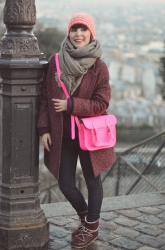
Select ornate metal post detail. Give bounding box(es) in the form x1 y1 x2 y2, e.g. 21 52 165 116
0 0 49 249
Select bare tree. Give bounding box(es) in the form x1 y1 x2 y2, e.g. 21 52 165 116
160 53 165 100
0 0 5 36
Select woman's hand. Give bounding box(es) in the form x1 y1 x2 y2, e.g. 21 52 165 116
41 133 52 152
52 99 67 112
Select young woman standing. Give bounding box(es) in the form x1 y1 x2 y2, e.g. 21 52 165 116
37 13 116 249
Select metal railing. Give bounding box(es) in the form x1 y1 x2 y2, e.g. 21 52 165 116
102 131 165 196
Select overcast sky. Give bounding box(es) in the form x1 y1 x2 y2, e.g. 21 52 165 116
36 0 165 19
36 0 165 6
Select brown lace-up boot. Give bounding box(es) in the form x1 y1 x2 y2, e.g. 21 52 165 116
72 210 88 238
71 217 99 249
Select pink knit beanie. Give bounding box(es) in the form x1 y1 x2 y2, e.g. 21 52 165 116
67 13 96 39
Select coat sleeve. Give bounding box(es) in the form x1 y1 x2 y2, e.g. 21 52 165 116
72 62 111 117
37 59 52 136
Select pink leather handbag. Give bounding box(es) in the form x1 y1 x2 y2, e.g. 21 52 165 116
55 53 117 151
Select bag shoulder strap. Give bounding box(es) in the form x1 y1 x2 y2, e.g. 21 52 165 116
54 53 78 140
55 53 70 99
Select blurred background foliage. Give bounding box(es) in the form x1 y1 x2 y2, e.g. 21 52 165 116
34 24 65 59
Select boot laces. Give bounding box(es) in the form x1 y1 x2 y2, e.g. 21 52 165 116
75 225 94 241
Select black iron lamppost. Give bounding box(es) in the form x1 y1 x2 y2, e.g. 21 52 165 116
0 0 49 249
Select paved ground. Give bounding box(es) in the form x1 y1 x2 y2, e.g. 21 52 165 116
41 192 165 250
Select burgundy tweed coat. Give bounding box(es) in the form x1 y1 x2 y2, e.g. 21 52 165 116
37 55 116 179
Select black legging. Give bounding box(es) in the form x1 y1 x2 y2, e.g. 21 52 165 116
58 137 103 222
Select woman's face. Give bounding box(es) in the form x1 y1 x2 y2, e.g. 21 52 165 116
69 24 91 48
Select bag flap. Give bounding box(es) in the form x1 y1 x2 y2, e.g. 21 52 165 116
81 115 117 129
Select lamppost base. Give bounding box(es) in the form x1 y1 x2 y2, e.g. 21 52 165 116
0 222 49 250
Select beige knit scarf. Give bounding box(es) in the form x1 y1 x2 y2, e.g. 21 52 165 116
58 37 102 95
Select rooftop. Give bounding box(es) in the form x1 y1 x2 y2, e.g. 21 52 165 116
42 192 165 250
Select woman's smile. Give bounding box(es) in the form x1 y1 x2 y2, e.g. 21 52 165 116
69 25 91 48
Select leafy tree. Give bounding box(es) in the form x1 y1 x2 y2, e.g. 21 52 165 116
35 27 65 59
